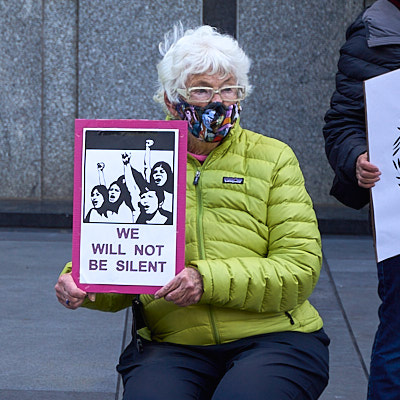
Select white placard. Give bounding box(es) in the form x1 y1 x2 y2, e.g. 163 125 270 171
365 68 400 262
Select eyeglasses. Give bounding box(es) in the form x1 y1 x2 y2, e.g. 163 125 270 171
176 85 246 103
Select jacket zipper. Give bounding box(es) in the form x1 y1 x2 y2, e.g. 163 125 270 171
285 311 295 325
193 170 201 185
193 164 221 344
193 169 205 259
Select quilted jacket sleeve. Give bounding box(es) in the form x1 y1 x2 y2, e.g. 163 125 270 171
60 262 134 312
323 15 371 208
191 145 322 314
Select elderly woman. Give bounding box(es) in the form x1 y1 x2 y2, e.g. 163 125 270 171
55 25 329 399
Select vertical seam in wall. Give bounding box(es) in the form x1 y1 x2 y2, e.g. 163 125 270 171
202 0 237 38
76 0 80 119
236 0 239 40
40 0 45 200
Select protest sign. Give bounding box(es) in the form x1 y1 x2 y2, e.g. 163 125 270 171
72 119 187 293
365 68 400 262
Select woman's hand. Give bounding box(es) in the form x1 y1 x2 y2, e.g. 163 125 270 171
97 162 105 171
121 152 131 166
55 272 95 310
154 267 203 307
356 152 381 188
145 139 154 148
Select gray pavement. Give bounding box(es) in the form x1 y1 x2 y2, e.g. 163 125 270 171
0 228 379 399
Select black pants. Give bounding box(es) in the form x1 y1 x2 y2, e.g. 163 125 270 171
368 255 400 399
117 329 330 400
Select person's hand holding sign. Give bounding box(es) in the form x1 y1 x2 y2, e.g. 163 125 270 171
356 152 381 188
154 267 203 307
55 272 96 309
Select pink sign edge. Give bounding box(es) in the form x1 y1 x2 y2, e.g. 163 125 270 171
71 119 187 294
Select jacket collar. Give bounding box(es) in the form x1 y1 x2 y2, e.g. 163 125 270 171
363 0 400 47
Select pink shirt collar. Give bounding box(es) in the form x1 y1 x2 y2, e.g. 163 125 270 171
189 152 208 163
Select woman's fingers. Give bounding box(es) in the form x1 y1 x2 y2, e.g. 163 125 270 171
55 272 88 309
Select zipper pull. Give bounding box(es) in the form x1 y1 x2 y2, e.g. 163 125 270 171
193 170 201 185
285 311 295 325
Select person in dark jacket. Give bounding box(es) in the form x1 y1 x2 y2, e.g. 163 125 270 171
323 1 400 398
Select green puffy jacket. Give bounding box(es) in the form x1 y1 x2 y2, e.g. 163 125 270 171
63 122 323 345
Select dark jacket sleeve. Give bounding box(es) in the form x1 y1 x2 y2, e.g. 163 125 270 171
323 12 399 209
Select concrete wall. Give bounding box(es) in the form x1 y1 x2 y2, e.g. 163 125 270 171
0 0 370 207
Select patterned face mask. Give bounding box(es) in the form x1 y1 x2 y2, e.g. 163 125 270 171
175 100 241 142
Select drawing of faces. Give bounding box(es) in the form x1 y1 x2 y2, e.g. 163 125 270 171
150 162 173 193
91 188 105 209
109 183 121 203
152 165 168 187
140 191 159 214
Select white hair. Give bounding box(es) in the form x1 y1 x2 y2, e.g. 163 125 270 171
154 24 252 109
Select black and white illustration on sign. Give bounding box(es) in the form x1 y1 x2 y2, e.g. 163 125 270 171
83 130 174 226
392 127 400 186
